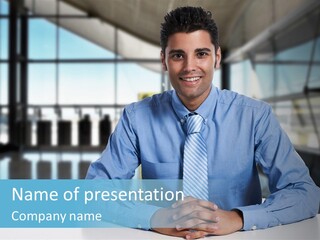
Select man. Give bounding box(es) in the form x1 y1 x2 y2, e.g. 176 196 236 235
87 6 320 239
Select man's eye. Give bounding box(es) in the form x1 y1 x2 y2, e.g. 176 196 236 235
197 52 209 57
171 54 183 59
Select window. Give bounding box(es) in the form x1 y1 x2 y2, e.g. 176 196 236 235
229 8 320 150
117 63 161 104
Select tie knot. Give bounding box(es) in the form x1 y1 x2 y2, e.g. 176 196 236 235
186 114 203 134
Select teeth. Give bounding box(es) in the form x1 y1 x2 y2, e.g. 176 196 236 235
182 77 200 82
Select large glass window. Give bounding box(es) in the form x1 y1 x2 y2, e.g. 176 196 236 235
59 64 115 104
253 40 316 98
254 64 274 99
0 63 7 104
0 0 8 155
27 7 162 109
275 65 308 96
273 98 320 149
28 64 56 104
29 19 57 59
309 37 320 89
230 60 259 97
229 7 320 151
0 19 8 60
0 0 8 15
275 41 313 61
59 19 115 59
117 63 161 104
2 0 165 179
213 69 221 89
0 64 7 146
25 8 164 122
0 0 8 105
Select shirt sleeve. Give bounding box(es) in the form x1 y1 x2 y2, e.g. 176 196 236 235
86 105 140 179
237 104 320 231
85 105 160 229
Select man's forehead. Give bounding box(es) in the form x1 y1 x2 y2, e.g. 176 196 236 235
165 31 215 53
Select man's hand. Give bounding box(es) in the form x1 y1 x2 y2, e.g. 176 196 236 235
172 197 243 236
150 206 209 239
150 197 243 239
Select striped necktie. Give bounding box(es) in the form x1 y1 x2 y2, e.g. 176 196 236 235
183 113 209 200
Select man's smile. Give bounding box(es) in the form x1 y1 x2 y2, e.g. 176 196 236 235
179 76 202 82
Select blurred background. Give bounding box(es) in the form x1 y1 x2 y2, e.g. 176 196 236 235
0 0 319 185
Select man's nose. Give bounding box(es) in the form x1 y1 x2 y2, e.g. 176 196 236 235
183 56 197 72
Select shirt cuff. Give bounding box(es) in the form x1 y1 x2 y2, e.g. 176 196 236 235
236 205 280 231
114 203 160 230
134 204 161 230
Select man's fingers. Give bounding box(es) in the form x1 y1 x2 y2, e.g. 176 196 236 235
176 221 219 234
152 228 209 240
172 197 218 211
172 205 202 221
176 218 205 231
176 218 219 233
185 230 209 240
172 196 195 207
172 204 219 222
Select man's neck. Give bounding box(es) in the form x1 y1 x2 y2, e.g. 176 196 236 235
183 100 202 112
178 87 212 112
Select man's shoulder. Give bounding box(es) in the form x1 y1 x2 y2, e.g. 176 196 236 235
125 91 173 113
218 89 269 110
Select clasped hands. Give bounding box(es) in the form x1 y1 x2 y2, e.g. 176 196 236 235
151 196 243 239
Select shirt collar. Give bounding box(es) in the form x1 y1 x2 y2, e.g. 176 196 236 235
171 85 219 124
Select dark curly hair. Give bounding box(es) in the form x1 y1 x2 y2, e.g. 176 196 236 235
160 6 219 53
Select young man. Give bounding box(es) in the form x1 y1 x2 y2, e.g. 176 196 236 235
87 6 320 239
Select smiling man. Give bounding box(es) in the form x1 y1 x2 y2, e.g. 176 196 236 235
86 6 320 239
164 30 219 111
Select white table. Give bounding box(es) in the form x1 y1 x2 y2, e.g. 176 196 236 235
1 214 319 240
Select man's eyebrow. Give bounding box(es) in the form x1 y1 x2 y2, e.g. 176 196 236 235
168 48 211 55
195 48 211 53
168 49 185 55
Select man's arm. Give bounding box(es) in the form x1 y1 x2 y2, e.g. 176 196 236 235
86 106 140 180
151 105 320 238
86 106 160 230
86 107 203 238
237 105 320 230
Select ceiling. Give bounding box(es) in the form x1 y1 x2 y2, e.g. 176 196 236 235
60 0 316 50
23 0 319 69
60 0 249 50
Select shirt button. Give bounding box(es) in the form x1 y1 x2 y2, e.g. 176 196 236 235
137 224 142 229
251 225 257 230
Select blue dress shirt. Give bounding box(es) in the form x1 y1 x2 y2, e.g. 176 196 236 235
87 86 320 230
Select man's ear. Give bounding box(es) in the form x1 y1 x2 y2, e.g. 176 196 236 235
161 51 167 71
214 47 222 69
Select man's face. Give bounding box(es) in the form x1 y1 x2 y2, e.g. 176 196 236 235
161 30 221 110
